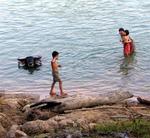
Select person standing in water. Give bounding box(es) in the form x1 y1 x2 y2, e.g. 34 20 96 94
122 30 135 56
119 28 125 43
119 28 135 56
50 51 67 97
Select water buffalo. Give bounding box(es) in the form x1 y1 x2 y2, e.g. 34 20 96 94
18 56 42 68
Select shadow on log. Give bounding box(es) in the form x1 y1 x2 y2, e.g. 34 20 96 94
137 97 150 105
30 101 61 109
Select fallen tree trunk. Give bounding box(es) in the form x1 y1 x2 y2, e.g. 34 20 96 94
137 97 150 105
51 91 133 113
24 91 133 113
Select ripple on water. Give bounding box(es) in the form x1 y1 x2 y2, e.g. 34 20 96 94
0 0 150 97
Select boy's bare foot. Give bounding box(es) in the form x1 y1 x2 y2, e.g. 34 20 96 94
60 93 68 97
50 93 56 97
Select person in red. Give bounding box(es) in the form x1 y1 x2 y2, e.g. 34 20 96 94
119 28 135 56
123 30 135 56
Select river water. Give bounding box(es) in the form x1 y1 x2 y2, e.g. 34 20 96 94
0 0 150 97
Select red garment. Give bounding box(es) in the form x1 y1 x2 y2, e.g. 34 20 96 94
123 42 134 56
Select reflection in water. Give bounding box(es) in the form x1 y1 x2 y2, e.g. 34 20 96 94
18 66 41 74
0 0 150 96
119 53 136 75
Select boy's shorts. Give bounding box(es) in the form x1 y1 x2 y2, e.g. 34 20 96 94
52 71 61 82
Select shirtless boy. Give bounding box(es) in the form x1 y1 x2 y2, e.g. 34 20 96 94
119 28 126 42
50 51 67 97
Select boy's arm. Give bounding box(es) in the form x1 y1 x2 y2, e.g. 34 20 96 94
129 36 133 42
51 58 57 70
58 65 61 67
51 61 54 70
51 59 61 68
120 36 124 44
122 36 126 43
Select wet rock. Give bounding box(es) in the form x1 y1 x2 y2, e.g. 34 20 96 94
0 124 6 138
17 99 31 110
21 120 54 135
54 116 66 122
47 119 58 128
0 102 25 125
70 131 82 138
0 93 39 111
1 93 40 103
15 130 28 138
58 119 74 128
6 124 28 138
88 123 97 130
6 125 19 138
0 93 41 126
53 129 82 138
25 109 57 121
21 110 102 135
97 132 129 138
0 93 39 112
34 133 49 138
0 113 12 130
21 115 76 135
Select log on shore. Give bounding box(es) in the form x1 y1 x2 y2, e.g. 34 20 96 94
25 91 133 113
52 91 133 113
137 97 150 105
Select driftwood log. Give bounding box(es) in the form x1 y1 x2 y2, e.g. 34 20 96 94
24 91 133 113
52 91 133 113
137 97 150 105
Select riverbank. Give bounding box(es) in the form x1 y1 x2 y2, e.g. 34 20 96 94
0 92 150 138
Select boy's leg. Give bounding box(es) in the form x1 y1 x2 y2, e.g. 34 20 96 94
50 82 56 96
59 80 63 95
59 80 67 96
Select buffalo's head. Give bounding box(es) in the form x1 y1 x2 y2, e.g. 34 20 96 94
18 56 42 68
26 56 34 67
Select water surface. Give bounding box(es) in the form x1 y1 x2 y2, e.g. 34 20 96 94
0 0 150 97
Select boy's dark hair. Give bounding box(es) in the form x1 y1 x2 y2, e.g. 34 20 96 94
119 28 124 32
52 51 59 58
125 30 129 35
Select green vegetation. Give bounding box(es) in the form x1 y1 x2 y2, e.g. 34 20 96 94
95 119 150 138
